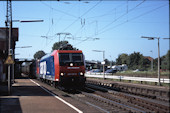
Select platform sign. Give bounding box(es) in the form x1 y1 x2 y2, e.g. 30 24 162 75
5 55 14 64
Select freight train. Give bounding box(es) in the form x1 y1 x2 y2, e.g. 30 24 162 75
22 45 86 89
21 61 36 78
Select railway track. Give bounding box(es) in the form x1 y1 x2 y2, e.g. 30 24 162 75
86 79 170 102
36 78 169 113
38 79 143 112
85 83 170 113
80 87 146 113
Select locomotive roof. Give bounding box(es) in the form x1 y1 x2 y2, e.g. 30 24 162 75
54 50 82 53
41 50 83 61
40 53 51 60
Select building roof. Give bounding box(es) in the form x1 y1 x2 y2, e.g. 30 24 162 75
144 56 153 61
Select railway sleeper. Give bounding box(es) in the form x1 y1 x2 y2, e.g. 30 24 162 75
95 91 151 113
102 85 169 112
83 91 142 113
122 93 168 112
87 80 169 100
130 99 168 113
87 82 169 101
121 93 169 112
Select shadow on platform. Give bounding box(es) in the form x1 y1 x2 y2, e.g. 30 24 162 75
11 86 52 96
0 98 22 113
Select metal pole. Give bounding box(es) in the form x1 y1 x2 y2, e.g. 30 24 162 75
151 57 153 71
103 51 105 79
157 38 160 86
12 55 14 83
8 65 11 95
11 1 14 84
150 51 153 71
59 34 60 49
8 19 12 95
110 55 112 68
141 36 167 86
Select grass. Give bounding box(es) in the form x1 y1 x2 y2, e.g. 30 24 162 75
115 70 170 78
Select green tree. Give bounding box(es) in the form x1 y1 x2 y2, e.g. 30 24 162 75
116 53 128 65
153 58 158 70
33 50 46 59
128 52 145 70
104 59 110 66
115 52 152 70
161 50 170 70
140 56 150 70
153 50 170 71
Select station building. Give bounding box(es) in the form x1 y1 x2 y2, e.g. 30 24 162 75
0 27 18 83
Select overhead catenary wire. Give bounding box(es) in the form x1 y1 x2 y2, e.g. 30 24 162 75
40 1 79 19
41 0 103 46
62 0 102 32
46 3 54 37
86 2 127 19
97 3 168 36
74 37 94 46
73 1 129 41
74 2 168 46
98 0 146 34
86 1 165 23
40 0 130 46
37 1 168 50
73 0 146 46
40 1 85 48
40 1 73 48
71 1 104 42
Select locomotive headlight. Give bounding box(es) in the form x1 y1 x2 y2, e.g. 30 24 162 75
61 73 64 76
80 72 83 76
70 63 73 66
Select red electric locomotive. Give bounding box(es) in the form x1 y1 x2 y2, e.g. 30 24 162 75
37 45 86 89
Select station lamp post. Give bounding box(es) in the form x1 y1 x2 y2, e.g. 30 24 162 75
150 50 153 71
12 19 43 23
16 46 32 48
141 36 170 86
92 50 105 79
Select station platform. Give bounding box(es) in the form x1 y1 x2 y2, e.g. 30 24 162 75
0 79 79 113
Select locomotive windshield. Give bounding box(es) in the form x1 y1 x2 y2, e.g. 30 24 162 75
59 53 70 62
72 53 83 62
59 53 84 66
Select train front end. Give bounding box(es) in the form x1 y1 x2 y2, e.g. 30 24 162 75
57 50 86 88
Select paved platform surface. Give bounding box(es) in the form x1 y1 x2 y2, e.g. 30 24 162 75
0 79 80 113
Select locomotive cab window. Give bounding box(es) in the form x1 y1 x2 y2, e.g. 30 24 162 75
59 53 71 62
59 53 84 66
72 53 83 62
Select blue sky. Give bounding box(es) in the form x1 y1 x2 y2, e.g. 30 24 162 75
0 1 169 61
